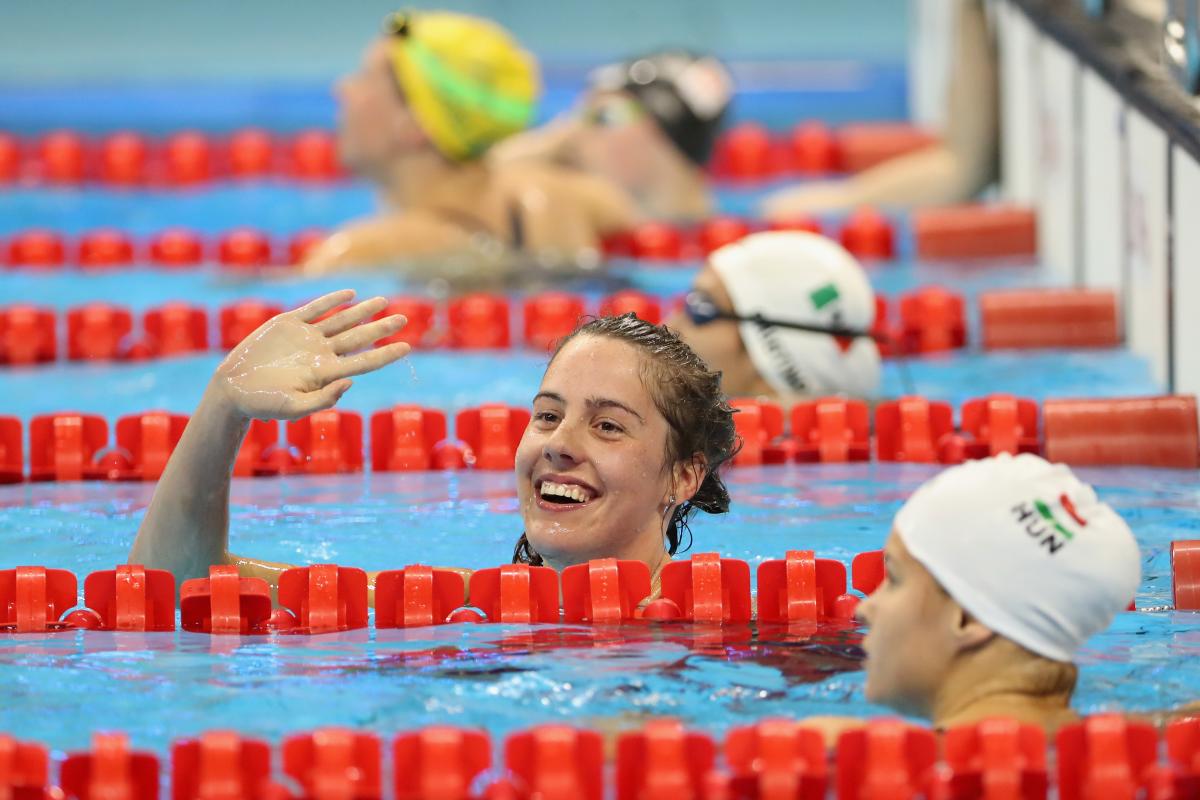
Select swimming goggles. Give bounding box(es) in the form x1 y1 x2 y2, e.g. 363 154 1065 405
683 290 877 340
581 95 646 128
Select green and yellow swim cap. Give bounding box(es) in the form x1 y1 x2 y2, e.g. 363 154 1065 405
384 10 540 162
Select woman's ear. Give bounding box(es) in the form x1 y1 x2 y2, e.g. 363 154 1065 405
954 607 996 652
670 453 707 505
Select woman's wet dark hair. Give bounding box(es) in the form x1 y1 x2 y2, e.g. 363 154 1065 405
513 313 740 565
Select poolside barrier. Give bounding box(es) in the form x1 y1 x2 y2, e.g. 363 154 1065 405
9 713 1200 800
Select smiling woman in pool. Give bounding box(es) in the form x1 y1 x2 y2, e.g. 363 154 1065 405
128 289 739 597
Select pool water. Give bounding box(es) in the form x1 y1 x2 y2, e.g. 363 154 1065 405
2 72 1198 760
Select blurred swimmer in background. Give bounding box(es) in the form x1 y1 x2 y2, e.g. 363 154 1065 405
666 231 882 403
493 51 734 222
303 10 636 278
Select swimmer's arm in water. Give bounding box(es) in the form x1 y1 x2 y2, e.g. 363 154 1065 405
762 0 997 216
128 291 411 585
301 213 469 276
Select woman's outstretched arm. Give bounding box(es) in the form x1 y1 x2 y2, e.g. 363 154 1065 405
128 289 410 585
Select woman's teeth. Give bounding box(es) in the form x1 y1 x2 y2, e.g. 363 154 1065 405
540 481 592 503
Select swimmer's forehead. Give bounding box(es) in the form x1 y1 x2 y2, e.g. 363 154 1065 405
536 336 653 415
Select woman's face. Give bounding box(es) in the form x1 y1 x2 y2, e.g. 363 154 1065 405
515 335 691 570
665 265 763 396
569 91 679 193
334 39 424 175
855 531 963 716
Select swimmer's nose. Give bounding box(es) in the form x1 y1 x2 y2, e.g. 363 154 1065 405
855 594 873 625
542 420 583 467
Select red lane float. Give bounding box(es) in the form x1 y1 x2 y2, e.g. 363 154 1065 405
724 719 827 800
7 229 66 269
756 550 858 624
273 565 369 634
710 123 782 182
143 304 209 357
67 304 133 361
377 297 435 347
898 286 966 353
36 130 87 184
872 296 898 355
506 725 604 800
227 128 276 179
1056 714 1159 800
287 130 341 181
29 413 108 481
79 565 176 632
874 397 956 463
851 551 884 597
219 300 284 349
0 305 57 365
940 717 1048 799
836 721 938 800
598 290 662 324
1171 541 1200 611
697 216 752 255
60 734 159 800
0 567 77 633
730 398 788 466
370 406 448 472
164 131 213 186
914 204 1038 260
374 566 465 628
149 228 205 268
839 208 895 260
233 420 281 478
0 132 19 183
113 412 189 481
791 398 871 463
655 553 752 624
455 405 530 470
448 293 511 349
98 132 148 186
0 735 52 799
394 728 487 800
172 732 273 800
980 289 1121 350
630 222 689 261
836 123 939 172
1043 395 1200 469
286 229 326 266
523 292 586 352
960 394 1040 459
561 558 651 623
78 229 135 269
616 720 715 800
789 121 842 174
286 410 364 474
768 215 824 235
217 229 273 269
283 729 381 800
468 564 559 624
179 565 273 635
0 416 22 484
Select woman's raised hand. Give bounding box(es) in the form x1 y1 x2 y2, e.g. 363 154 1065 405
214 289 409 420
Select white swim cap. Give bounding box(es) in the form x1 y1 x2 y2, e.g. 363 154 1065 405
895 453 1141 662
708 231 881 398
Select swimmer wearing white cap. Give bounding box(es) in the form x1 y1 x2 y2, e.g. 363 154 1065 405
853 453 1141 734
667 230 882 401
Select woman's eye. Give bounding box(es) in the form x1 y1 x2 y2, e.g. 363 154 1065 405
534 411 559 425
597 420 624 435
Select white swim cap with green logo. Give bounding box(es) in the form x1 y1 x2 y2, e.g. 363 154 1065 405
895 453 1142 662
708 231 881 398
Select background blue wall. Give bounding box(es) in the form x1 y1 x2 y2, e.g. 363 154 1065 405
0 0 909 83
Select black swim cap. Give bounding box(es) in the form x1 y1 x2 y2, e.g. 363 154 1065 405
589 51 734 166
